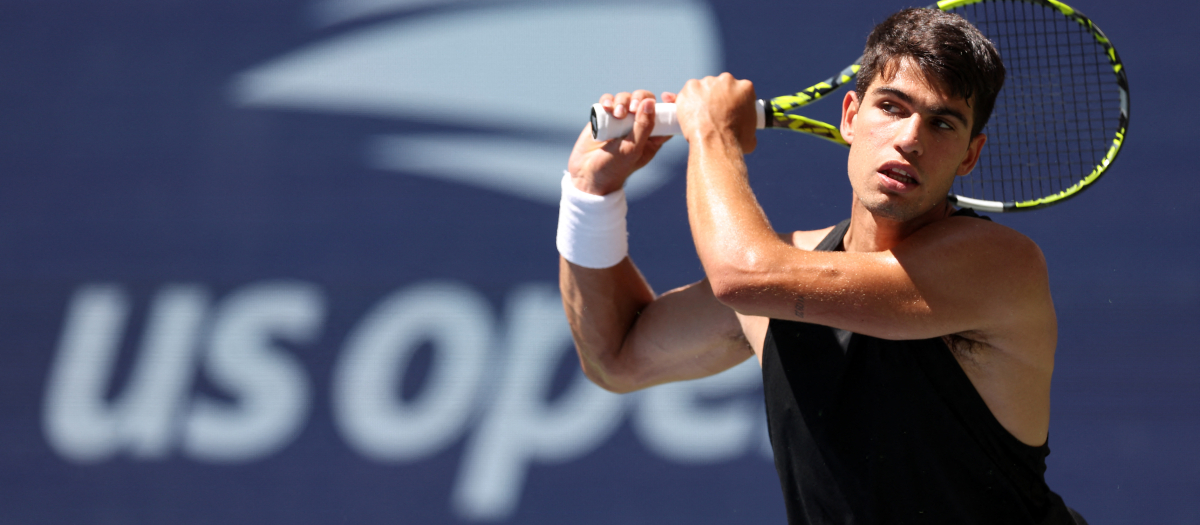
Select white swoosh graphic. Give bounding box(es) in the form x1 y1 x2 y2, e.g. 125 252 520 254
233 1 719 203
368 133 685 202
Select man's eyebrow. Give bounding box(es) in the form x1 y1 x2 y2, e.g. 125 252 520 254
871 86 970 127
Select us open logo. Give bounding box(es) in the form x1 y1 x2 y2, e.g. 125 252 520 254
41 0 771 522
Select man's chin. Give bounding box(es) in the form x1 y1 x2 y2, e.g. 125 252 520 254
858 193 950 223
858 195 920 222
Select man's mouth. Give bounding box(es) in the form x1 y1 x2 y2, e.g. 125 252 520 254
881 167 917 185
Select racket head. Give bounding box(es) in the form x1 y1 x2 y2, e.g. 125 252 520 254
938 0 1129 212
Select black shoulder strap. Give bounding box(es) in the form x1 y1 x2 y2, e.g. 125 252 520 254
814 219 851 252
951 207 993 222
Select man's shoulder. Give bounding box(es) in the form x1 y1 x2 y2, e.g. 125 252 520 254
922 214 1054 339
912 214 1055 391
894 213 1053 332
916 212 1045 265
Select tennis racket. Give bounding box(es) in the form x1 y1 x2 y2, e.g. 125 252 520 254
589 0 1129 212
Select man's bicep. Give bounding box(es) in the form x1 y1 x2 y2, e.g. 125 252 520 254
620 278 754 389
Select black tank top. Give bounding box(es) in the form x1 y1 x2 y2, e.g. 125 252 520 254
762 211 1076 524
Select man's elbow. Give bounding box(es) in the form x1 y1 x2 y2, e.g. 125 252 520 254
578 352 644 394
704 255 769 313
708 280 754 313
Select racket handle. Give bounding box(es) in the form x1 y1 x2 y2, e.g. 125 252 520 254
590 100 767 141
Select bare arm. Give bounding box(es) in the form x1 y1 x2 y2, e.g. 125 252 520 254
706 218 1054 344
559 90 753 394
560 258 752 393
674 74 1055 356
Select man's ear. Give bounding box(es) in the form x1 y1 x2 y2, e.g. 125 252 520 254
840 91 859 145
956 133 987 176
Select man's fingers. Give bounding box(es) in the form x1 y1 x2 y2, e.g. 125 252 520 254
626 97 656 151
613 92 632 118
603 89 661 121
630 89 654 114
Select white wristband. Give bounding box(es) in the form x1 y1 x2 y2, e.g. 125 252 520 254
556 171 628 269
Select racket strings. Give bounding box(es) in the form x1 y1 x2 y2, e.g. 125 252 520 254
948 0 1122 205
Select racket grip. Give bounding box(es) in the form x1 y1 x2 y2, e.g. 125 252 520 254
590 100 767 141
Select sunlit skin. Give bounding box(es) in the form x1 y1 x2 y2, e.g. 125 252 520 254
841 59 986 250
560 64 1056 447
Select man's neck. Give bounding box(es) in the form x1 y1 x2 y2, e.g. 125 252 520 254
842 196 955 253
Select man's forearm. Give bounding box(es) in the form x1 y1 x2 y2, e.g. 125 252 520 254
685 134 784 300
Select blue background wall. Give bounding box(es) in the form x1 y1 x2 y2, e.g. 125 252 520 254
0 0 1194 523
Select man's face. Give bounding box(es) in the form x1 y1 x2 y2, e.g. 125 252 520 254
840 59 986 222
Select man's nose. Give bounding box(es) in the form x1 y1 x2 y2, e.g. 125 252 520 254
894 115 923 156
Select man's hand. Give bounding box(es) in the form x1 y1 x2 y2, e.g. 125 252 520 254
675 73 758 154
566 90 675 196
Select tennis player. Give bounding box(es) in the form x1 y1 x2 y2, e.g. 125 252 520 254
558 8 1083 524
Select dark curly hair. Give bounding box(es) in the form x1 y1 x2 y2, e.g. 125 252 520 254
855 8 1006 137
